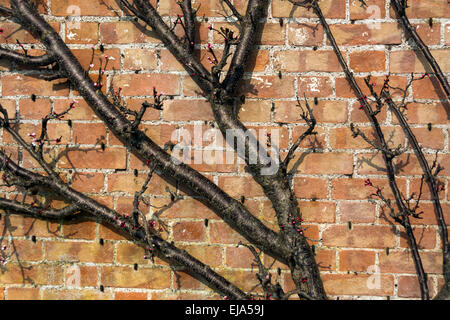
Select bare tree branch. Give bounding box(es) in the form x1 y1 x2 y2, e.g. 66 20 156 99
303 0 431 300
0 48 55 66
391 0 450 98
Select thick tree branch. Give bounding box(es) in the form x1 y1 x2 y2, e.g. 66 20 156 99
0 48 55 66
222 0 243 22
390 0 450 99
220 0 268 98
0 6 12 16
382 88 449 297
123 0 213 92
9 0 290 278
0 150 249 299
178 0 196 53
0 198 80 220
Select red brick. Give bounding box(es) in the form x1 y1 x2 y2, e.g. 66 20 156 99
66 22 99 44
350 0 385 20
398 276 434 298
0 263 63 285
297 76 333 97
150 198 216 220
399 226 437 250
65 265 98 287
273 0 345 19
379 251 442 274
225 246 255 268
2 75 69 96
209 221 246 244
179 244 223 268
42 289 113 300
413 75 449 99
238 76 296 99
19 98 51 120
217 176 265 198
72 48 121 71
58 148 126 169
274 100 347 124
123 49 158 70
13 240 43 261
294 177 328 199
339 202 376 223
113 74 180 96
287 23 324 46
332 178 406 200
392 102 447 124
62 220 97 240
45 241 114 263
339 250 376 272
101 266 171 289
54 99 98 120
322 225 396 248
299 201 336 223
163 99 213 121
289 153 353 175
390 50 449 73
350 51 386 72
390 0 449 18
336 75 407 98
322 274 394 296
238 100 272 122
172 221 206 242
100 22 160 43
7 288 40 300
114 291 148 300
329 24 402 45
52 0 120 16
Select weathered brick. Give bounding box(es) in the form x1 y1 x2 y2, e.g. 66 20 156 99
390 50 449 73
162 99 213 121
398 276 434 298
350 51 386 72
322 274 394 296
0 263 63 285
272 0 345 19
287 23 324 46
42 289 113 300
329 23 402 45
332 178 407 200
7 288 40 300
289 152 353 175
238 76 296 99
172 221 206 242
100 22 160 43
339 250 376 272
339 202 376 223
52 0 120 16
2 75 69 96
114 291 148 300
45 241 114 263
65 22 99 44
58 148 127 169
322 225 396 248
113 74 180 96
297 76 333 97
274 100 347 124
294 177 328 199
101 266 171 289
299 201 336 223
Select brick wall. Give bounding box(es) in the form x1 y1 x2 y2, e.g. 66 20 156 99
0 0 448 299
